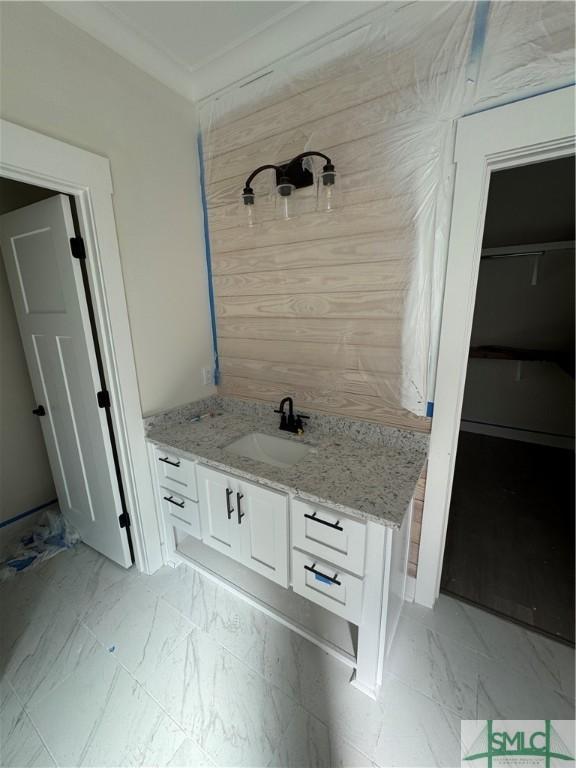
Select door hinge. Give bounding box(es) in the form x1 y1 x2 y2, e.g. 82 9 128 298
97 389 111 409
70 236 87 260
118 512 130 529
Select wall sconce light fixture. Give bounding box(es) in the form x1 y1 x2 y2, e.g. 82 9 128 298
242 151 338 226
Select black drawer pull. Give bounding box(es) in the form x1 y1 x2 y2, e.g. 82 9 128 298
226 488 234 519
304 511 343 532
159 456 181 468
164 495 185 509
237 492 245 524
304 563 341 586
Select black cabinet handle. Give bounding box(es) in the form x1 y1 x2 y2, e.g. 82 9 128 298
304 511 343 531
237 492 245 524
304 563 341 586
226 488 234 519
164 495 185 509
32 405 46 416
159 456 181 468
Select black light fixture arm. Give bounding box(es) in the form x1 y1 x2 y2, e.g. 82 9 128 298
296 152 335 186
290 151 332 166
243 163 281 196
242 152 334 198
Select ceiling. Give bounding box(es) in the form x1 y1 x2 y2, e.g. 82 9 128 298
107 2 300 73
47 1 383 102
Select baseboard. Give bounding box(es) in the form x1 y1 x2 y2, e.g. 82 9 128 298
0 498 59 530
404 574 416 602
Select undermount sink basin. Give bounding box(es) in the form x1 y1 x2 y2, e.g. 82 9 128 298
225 432 316 468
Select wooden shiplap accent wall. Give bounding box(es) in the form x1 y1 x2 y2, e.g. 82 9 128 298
201 4 473 430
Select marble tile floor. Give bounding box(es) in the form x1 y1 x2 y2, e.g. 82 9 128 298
1 544 574 768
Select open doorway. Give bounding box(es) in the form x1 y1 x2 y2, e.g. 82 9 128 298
0 177 133 570
440 156 575 644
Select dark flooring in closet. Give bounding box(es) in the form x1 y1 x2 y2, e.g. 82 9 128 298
441 431 575 645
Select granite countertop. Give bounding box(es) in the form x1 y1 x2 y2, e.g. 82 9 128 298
146 400 428 529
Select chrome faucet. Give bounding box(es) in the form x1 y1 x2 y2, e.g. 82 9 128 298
274 397 309 434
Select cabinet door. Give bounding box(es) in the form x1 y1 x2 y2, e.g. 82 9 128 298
237 479 289 587
197 465 239 558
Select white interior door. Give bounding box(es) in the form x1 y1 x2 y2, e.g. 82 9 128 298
0 194 132 567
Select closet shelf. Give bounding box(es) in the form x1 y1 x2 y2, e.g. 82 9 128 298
469 345 574 378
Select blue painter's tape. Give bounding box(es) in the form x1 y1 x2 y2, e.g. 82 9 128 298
6 555 37 571
464 82 576 118
197 133 220 386
466 1 490 84
0 499 58 530
426 401 434 418
315 573 334 586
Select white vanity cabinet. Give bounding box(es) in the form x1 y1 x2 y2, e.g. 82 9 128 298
147 438 412 700
197 464 289 588
291 498 366 576
237 476 289 587
196 464 237 557
150 447 201 539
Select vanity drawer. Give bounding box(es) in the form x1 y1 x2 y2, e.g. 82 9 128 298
155 448 198 500
292 549 363 624
160 488 201 538
291 499 366 576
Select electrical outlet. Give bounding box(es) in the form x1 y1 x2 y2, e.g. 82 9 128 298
202 367 212 386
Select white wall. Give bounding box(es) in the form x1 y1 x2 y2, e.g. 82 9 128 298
0 2 215 417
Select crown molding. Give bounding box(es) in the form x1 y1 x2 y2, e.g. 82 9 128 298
46 1 197 100
45 1 384 104
191 1 383 100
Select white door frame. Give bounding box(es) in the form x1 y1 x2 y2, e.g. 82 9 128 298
415 87 576 607
0 119 162 574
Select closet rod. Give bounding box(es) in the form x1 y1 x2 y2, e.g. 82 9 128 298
481 250 543 261
481 239 574 260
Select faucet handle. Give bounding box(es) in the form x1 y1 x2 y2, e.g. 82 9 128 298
294 414 310 434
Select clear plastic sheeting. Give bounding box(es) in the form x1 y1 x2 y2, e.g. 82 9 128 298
0 508 79 581
198 2 575 422
474 2 576 108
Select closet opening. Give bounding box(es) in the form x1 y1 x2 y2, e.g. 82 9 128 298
440 156 575 644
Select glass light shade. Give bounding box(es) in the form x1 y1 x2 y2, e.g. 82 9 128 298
242 192 258 227
316 171 340 213
276 182 296 220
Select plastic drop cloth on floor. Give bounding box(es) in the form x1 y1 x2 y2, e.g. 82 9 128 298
0 508 80 581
